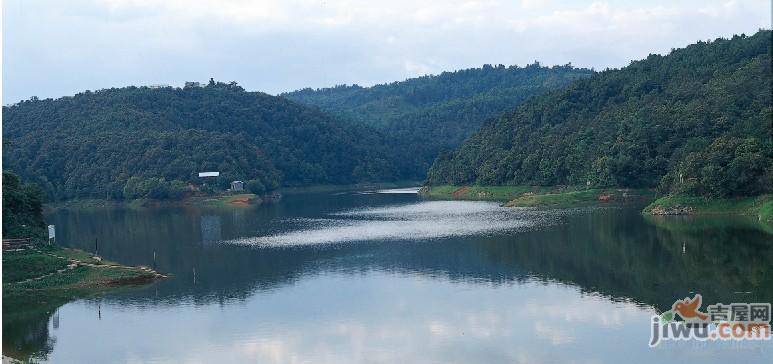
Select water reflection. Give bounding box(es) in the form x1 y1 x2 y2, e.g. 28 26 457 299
47 275 657 364
4 190 772 362
226 201 560 246
200 215 222 244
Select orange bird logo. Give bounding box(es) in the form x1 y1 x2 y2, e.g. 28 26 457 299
672 294 709 321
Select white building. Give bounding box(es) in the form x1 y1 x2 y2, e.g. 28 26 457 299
198 172 220 178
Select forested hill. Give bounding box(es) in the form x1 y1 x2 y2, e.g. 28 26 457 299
427 30 772 198
283 64 593 177
2 81 397 200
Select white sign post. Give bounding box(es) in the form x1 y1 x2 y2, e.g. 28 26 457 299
48 225 56 244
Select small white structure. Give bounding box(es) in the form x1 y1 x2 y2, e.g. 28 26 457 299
198 172 220 178
48 225 56 244
230 181 245 191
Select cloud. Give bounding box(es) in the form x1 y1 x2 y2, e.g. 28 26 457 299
57 273 657 364
3 0 770 103
533 321 575 345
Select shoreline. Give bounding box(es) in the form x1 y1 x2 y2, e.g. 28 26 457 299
42 181 424 211
643 194 773 222
278 181 424 194
43 192 275 211
419 185 772 222
419 185 656 207
3 244 166 310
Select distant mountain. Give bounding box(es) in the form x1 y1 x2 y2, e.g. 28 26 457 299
283 64 593 178
427 30 772 198
2 81 396 200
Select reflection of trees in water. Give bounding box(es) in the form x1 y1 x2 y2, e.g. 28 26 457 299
51 206 773 312
16 204 771 360
469 210 773 311
200 215 222 244
2 302 57 362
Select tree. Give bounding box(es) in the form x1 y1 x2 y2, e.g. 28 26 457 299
246 180 266 195
426 30 772 199
2 171 46 239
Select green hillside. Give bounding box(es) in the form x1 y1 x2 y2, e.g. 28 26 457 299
284 64 593 178
427 31 772 200
3 81 397 200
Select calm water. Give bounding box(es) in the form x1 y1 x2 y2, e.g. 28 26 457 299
5 188 773 363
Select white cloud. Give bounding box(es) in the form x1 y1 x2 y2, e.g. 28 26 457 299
3 0 770 103
533 321 575 345
404 60 433 75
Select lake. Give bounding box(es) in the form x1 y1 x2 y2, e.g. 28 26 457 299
6 188 773 363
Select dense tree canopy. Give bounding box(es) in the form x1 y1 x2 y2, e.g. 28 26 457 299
3 81 395 200
6 32 769 202
284 64 593 178
2 171 45 239
427 31 772 198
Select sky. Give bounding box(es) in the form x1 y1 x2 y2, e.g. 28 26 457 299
2 0 770 104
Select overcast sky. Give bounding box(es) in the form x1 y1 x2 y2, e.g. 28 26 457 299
2 0 770 104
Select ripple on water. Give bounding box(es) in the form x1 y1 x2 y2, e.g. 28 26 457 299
223 201 568 247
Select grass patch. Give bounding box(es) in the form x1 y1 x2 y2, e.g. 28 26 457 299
127 194 263 208
186 193 260 207
3 245 162 311
759 198 773 222
421 185 655 208
505 189 605 207
2 249 68 283
503 188 655 208
55 247 107 265
419 185 545 201
643 194 773 221
45 193 269 212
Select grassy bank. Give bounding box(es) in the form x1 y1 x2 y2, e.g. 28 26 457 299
419 185 541 201
3 244 165 309
420 185 655 207
643 194 773 222
182 193 268 207
503 188 655 208
45 182 424 211
45 192 269 211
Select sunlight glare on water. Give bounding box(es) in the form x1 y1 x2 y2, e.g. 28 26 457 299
224 201 556 247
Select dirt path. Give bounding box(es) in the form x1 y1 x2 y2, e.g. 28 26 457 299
14 260 80 284
452 186 470 199
12 248 167 285
229 196 252 205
